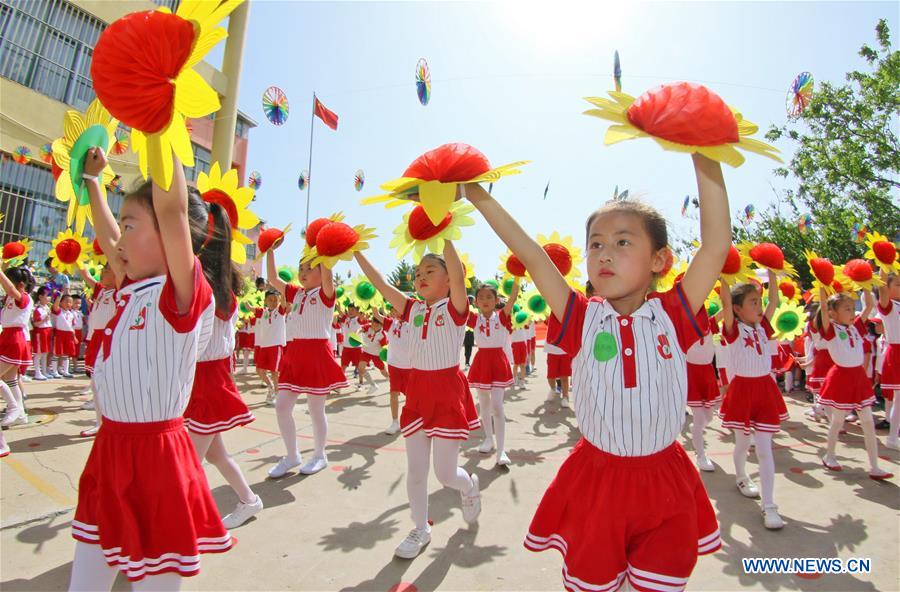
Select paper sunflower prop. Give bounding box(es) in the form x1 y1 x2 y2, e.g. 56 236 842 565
778 279 800 303
537 232 583 282
90 238 107 266
719 244 754 286
277 265 298 285
511 310 532 331
90 0 244 190
864 231 899 273
256 224 292 256
830 270 858 300
304 220 377 270
657 257 688 293
522 289 550 321
746 242 797 278
2 238 32 266
459 253 476 289
771 301 807 341
499 250 529 280
197 162 260 264
705 291 722 318
499 277 520 298
583 82 782 168
347 275 384 311
805 250 836 296
842 259 882 291
389 201 475 263
48 228 91 274
303 212 345 260
51 99 118 234
362 142 528 225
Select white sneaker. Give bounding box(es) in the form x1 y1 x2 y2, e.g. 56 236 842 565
884 438 900 451
48 372 61 379
33 373 47 381
546 390 557 402
299 457 328 475
561 398 570 408
496 451 511 466
385 420 400 435
736 477 760 499
477 440 495 454
265 390 276 407
79 425 100 437
80 399 95 410
696 455 715 472
267 456 302 478
461 474 481 524
222 495 263 529
61 372 75 379
0 410 27 427
0 442 9 457
20 375 32 383
762 503 784 530
394 526 431 559
366 383 379 394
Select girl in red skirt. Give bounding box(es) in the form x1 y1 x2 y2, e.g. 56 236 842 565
50 290 77 378
878 272 900 450
686 316 722 472
355 242 482 560
235 313 255 374
467 154 727 592
265 240 349 478
545 312 573 408
340 304 364 378
376 307 412 435
0 266 35 427
818 288 892 479
30 286 52 380
719 271 788 529
510 321 529 388
803 315 834 422
254 290 286 406
68 148 233 589
468 281 517 465
183 196 262 529
359 316 389 391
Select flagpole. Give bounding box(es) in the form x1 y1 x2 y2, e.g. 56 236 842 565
305 92 316 229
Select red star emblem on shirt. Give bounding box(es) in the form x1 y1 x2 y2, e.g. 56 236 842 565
743 335 756 348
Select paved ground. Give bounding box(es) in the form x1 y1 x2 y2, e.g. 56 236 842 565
1 363 898 591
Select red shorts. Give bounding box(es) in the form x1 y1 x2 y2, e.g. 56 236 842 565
511 341 528 365
525 439 720 592
280 339 349 395
31 326 52 354
719 375 789 434
818 365 875 411
184 358 254 434
340 347 361 368
0 327 31 367
361 351 385 371
468 348 513 390
401 367 481 440
236 332 255 350
255 345 282 372
686 363 722 408
53 329 76 357
880 344 899 400
546 353 573 380
72 418 234 582
388 365 411 394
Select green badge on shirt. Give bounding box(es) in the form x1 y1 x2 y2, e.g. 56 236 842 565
593 331 618 362
413 314 425 327
838 330 848 341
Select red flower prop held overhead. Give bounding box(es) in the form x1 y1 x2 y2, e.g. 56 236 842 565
747 242 797 278
842 259 882 291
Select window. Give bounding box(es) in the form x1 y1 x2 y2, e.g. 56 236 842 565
185 143 212 184
0 0 104 109
150 0 180 12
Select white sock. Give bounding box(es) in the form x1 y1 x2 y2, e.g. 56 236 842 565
61 358 70 375
753 432 776 506
32 354 43 376
490 387 506 454
49 358 58 375
307 395 328 459
888 394 900 443
477 390 493 443
858 407 882 472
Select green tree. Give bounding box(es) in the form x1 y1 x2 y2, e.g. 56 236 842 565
388 260 416 292
741 19 899 286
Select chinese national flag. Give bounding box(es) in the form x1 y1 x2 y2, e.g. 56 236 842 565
313 95 338 130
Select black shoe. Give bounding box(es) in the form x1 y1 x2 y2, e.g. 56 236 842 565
805 393 814 403
875 419 890 430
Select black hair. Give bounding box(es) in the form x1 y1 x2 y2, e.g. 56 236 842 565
34 285 50 299
475 284 499 299
731 283 759 307
6 266 35 293
265 289 280 298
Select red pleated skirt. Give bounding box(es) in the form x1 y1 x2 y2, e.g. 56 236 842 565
0 327 31 366
719 375 789 434
818 365 875 411
468 347 513 390
279 338 349 395
686 363 722 408
183 358 254 434
401 367 481 440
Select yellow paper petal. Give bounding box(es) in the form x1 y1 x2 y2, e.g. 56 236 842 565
418 180 457 226
231 239 247 264
237 208 260 229
63 111 86 146
167 116 195 166
605 125 645 145
222 167 239 194
174 68 220 119
186 27 227 69
147 134 174 191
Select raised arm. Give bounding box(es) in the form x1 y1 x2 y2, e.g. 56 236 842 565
320 264 334 300
878 270 890 309
764 269 779 321
465 184 570 320
720 279 734 335
0 269 22 302
151 157 195 313
818 288 831 333
502 280 520 317
443 241 468 316
680 154 731 314
78 265 97 292
266 249 287 296
860 289 874 324
353 251 408 313
83 147 125 283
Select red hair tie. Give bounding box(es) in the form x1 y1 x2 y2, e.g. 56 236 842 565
200 212 215 250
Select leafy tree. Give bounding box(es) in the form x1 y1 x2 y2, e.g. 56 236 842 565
388 260 415 292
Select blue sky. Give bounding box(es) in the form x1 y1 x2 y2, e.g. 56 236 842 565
225 1 898 282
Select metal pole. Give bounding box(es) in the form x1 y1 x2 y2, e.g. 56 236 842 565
211 1 250 168
305 92 316 229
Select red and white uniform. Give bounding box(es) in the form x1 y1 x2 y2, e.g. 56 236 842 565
527 322 537 357
719 317 789 434
806 322 834 395
279 285 348 395
184 301 254 434
511 326 528 365
84 286 116 372
72 261 233 582
383 316 412 394
466 310 514 390
545 314 573 380
236 318 255 350
72 309 84 343
254 306 286 373
360 324 387 370
400 297 480 440
52 306 77 357
817 317 876 411
685 317 721 409
878 300 899 400
525 286 720 592
340 315 363 368
31 303 52 354
0 292 33 366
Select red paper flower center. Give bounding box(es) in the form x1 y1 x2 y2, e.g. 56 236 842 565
779 281 796 300
3 242 25 259
402 143 492 182
201 189 238 229
543 243 573 277
306 218 332 248
749 243 785 270
92 238 104 256
258 228 285 253
626 83 739 147
843 259 873 282
408 206 452 240
832 280 844 293
90 10 196 133
810 258 834 285
315 223 360 257
721 245 741 274
873 241 897 265
506 254 527 277
56 239 82 264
